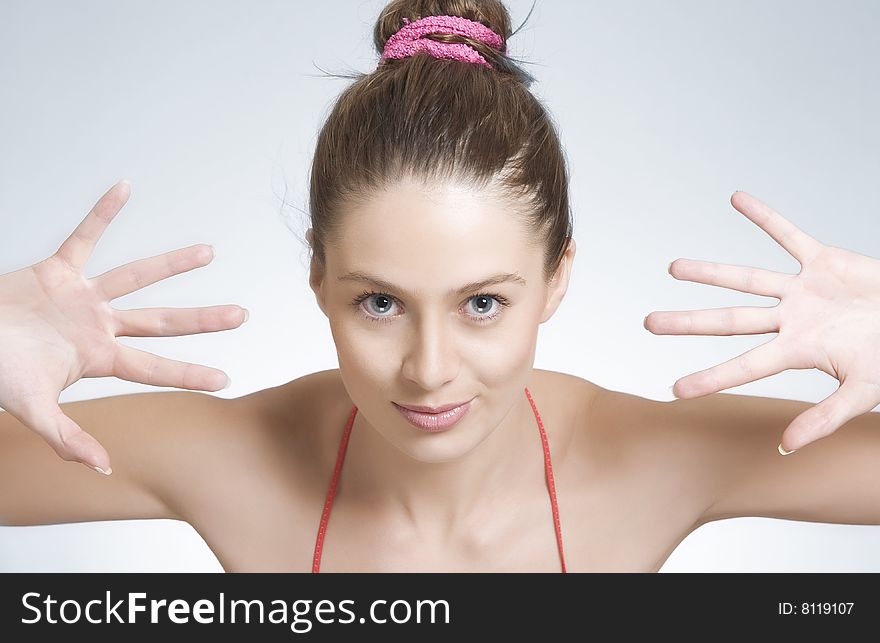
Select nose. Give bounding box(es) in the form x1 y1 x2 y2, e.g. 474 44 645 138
400 314 459 390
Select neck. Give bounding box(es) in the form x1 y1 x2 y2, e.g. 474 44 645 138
342 389 541 536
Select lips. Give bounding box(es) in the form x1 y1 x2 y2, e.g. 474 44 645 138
393 399 473 432
395 399 472 413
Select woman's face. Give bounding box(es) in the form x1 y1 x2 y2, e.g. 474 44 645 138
309 178 575 463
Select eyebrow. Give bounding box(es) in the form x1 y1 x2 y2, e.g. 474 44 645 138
337 270 527 296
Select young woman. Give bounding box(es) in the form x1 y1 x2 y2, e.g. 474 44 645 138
1 0 879 573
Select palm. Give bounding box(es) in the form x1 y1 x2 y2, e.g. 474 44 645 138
645 191 880 452
26 258 118 383
0 181 247 472
778 246 880 384
0 266 89 409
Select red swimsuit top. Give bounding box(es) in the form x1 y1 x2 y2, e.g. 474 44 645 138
312 386 567 573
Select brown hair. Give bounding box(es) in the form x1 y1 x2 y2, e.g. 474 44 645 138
307 0 573 283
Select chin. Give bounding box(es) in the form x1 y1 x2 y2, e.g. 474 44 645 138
380 416 493 464
391 436 481 464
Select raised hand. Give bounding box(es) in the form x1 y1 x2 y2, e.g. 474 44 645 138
0 181 248 473
644 191 880 453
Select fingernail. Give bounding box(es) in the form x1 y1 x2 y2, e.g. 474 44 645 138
209 245 216 258
669 384 677 396
777 443 796 456
92 465 112 475
243 308 250 323
667 260 674 273
223 376 232 390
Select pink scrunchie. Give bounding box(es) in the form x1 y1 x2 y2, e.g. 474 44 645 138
379 15 505 70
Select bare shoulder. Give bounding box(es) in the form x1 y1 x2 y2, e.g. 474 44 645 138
527 369 620 463
558 375 677 451
227 369 352 479
529 369 602 415
529 372 708 569
579 382 729 530
527 370 660 447
233 369 350 440
153 370 349 530
555 373 711 507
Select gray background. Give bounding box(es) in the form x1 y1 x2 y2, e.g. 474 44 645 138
1 0 878 571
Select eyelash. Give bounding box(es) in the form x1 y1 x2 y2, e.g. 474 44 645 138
350 290 511 325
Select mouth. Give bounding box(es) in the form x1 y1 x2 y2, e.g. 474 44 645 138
392 398 474 432
395 399 472 413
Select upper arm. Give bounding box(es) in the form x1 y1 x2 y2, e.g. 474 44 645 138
0 391 229 526
666 392 880 527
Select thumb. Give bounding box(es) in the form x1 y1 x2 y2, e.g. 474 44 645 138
780 379 880 453
17 397 112 474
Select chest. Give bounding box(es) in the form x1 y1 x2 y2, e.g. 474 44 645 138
188 453 690 573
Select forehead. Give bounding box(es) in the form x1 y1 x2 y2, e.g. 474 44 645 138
330 179 538 274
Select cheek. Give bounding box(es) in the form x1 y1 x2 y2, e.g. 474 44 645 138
329 319 395 376
473 316 539 384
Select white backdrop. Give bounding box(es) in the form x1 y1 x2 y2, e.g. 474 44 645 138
1 0 878 571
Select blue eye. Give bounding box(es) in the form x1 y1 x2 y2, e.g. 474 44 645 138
363 293 395 316
468 294 498 317
350 291 510 325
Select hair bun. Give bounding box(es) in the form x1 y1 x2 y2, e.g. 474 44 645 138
373 0 510 57
379 14 505 69
373 0 535 86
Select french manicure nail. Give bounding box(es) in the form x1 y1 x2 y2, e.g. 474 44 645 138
92 465 112 475
777 443 795 456
223 376 232 390
243 309 250 323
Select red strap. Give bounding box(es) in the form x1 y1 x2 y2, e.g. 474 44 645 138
312 386 566 573
525 386 567 573
312 404 357 573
